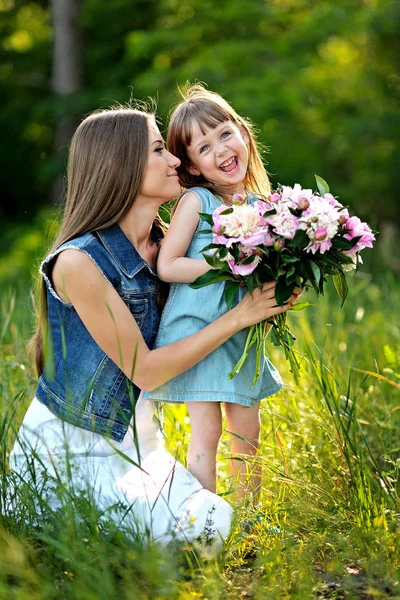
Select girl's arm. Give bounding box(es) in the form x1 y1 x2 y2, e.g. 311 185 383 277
53 249 295 392
157 191 212 283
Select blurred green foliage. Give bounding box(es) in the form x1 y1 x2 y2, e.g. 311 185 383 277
0 0 399 232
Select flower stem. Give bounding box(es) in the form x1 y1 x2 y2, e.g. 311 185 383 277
228 324 257 379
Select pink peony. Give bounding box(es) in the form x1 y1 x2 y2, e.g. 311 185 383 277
306 239 333 254
267 203 300 240
228 256 260 276
343 216 376 253
269 192 281 203
300 195 341 253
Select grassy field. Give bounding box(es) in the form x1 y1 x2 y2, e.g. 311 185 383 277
0 262 399 598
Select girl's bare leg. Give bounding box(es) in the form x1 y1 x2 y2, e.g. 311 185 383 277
224 402 261 503
186 402 222 493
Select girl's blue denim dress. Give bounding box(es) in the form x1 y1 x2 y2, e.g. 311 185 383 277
143 187 283 406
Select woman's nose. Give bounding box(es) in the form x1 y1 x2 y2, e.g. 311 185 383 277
167 150 181 168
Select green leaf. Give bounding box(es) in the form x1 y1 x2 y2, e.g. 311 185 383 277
203 253 226 269
332 236 355 250
199 243 220 252
287 229 308 248
286 264 296 278
219 246 229 259
281 254 299 263
332 271 349 306
299 261 319 295
275 279 295 305
263 209 277 217
290 301 312 312
198 212 214 225
270 326 282 347
190 270 234 289
246 275 255 294
314 174 330 196
224 281 240 308
230 244 240 262
309 260 322 284
220 207 233 215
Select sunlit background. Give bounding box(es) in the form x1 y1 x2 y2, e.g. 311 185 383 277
1 0 399 285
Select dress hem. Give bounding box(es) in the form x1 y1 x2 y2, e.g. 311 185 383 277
145 381 283 405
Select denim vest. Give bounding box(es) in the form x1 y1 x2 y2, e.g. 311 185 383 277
35 224 161 442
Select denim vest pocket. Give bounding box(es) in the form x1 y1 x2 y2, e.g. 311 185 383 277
121 292 148 327
88 355 132 424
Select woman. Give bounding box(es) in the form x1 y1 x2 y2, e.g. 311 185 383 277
9 106 297 549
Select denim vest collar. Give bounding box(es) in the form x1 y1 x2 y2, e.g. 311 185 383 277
96 224 157 279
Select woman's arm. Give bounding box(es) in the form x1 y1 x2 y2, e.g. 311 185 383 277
53 249 295 392
157 192 212 284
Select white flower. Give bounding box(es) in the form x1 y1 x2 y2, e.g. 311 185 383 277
267 202 299 239
300 196 341 240
222 204 261 238
342 252 362 271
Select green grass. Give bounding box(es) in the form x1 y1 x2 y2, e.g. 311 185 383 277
0 268 399 599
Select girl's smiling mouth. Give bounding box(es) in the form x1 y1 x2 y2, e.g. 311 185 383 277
219 156 238 173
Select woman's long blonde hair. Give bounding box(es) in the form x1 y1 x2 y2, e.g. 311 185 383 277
31 106 165 376
167 83 271 199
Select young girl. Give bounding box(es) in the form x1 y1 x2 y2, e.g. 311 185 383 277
143 85 299 500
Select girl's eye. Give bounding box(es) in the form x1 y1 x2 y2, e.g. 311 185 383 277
221 131 231 139
200 144 210 154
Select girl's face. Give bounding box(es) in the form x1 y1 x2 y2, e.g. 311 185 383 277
138 120 181 204
186 120 249 194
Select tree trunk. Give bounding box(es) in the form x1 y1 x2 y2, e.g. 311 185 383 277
50 0 82 205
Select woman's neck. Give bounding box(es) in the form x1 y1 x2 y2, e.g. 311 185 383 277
118 203 158 265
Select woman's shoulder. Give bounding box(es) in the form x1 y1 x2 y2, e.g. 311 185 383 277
40 229 123 292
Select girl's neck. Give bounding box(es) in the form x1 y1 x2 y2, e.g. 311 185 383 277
218 183 248 205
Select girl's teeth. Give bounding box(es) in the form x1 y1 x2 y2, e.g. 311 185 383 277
220 157 237 172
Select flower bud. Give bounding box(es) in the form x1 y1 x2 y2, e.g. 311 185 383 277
314 227 327 241
273 239 285 252
213 223 225 235
233 193 244 203
298 197 310 211
270 193 281 203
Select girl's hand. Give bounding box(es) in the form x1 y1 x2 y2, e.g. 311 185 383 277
233 281 301 330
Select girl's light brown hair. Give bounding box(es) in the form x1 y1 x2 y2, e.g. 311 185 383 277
31 106 165 375
167 83 271 199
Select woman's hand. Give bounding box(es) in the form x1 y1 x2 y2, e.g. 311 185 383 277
232 281 302 330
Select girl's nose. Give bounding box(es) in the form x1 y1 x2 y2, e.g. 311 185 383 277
167 150 181 168
215 142 227 157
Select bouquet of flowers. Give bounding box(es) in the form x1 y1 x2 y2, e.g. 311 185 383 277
190 176 376 384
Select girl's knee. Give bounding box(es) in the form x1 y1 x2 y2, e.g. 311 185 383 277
192 420 222 447
225 405 260 440
188 403 222 446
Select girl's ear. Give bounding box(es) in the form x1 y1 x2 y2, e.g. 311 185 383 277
188 164 201 176
240 126 249 144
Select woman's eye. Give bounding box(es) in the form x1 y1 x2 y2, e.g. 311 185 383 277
155 146 164 153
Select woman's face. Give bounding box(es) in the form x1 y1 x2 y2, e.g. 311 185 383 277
138 120 181 204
